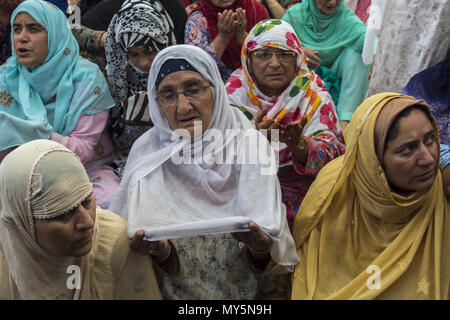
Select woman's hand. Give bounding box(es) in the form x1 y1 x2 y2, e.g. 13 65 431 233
277 118 307 149
130 230 171 263
233 8 247 45
255 109 280 141
277 117 309 165
302 46 321 69
217 9 235 43
232 222 272 260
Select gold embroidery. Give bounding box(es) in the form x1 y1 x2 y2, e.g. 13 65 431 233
378 220 394 236
93 144 104 157
93 86 101 95
63 48 71 56
0 90 13 107
293 269 306 283
45 1 59 10
416 276 430 296
327 289 338 297
345 219 355 230
397 258 409 271
90 176 102 183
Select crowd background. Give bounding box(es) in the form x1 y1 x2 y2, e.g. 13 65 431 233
0 0 448 300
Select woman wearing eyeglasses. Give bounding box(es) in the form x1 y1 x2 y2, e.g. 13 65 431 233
109 44 299 299
226 19 345 232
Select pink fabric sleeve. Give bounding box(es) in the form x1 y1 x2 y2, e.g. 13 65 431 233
51 111 109 165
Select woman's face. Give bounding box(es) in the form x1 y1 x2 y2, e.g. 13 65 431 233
35 194 96 257
185 1 199 15
248 47 297 97
12 12 48 68
157 70 214 138
382 109 439 194
127 46 157 73
210 0 235 9
314 0 342 15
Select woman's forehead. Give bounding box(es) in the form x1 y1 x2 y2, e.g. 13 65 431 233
158 70 207 89
13 12 39 24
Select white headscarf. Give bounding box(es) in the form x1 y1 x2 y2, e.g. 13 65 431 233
0 140 94 299
110 45 299 267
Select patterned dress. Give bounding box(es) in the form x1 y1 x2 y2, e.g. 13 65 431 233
158 234 259 300
226 20 345 230
368 0 449 95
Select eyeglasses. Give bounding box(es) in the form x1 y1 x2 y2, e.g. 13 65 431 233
157 84 211 107
251 50 297 62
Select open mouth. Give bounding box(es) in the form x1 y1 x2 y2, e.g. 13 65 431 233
17 48 30 56
179 116 200 124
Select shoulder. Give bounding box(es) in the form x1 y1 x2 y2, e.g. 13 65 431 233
188 10 205 22
95 208 130 277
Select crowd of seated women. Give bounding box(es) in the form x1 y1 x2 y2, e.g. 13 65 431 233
0 0 448 300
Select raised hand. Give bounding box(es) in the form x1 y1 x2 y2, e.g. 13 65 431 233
302 46 321 69
217 9 236 43
233 8 247 45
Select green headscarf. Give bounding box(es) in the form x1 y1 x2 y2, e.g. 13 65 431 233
282 0 366 65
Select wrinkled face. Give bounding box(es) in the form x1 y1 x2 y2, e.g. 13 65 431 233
157 71 214 138
35 194 96 257
127 46 157 73
210 0 235 9
13 12 48 68
314 0 342 14
382 109 439 194
248 47 297 97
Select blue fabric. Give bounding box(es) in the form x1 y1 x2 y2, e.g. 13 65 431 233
48 0 68 14
0 0 114 151
441 144 450 170
402 49 450 146
155 58 199 88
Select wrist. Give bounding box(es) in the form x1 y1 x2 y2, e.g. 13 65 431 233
247 246 270 259
217 33 231 44
156 243 172 264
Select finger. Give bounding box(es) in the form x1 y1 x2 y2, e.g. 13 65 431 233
311 54 321 63
255 109 264 125
148 240 159 251
248 222 272 247
288 120 305 136
130 230 145 250
224 10 234 23
300 116 308 128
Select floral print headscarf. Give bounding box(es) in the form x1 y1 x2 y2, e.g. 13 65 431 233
226 19 344 165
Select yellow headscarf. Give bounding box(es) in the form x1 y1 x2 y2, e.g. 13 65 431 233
291 93 450 300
